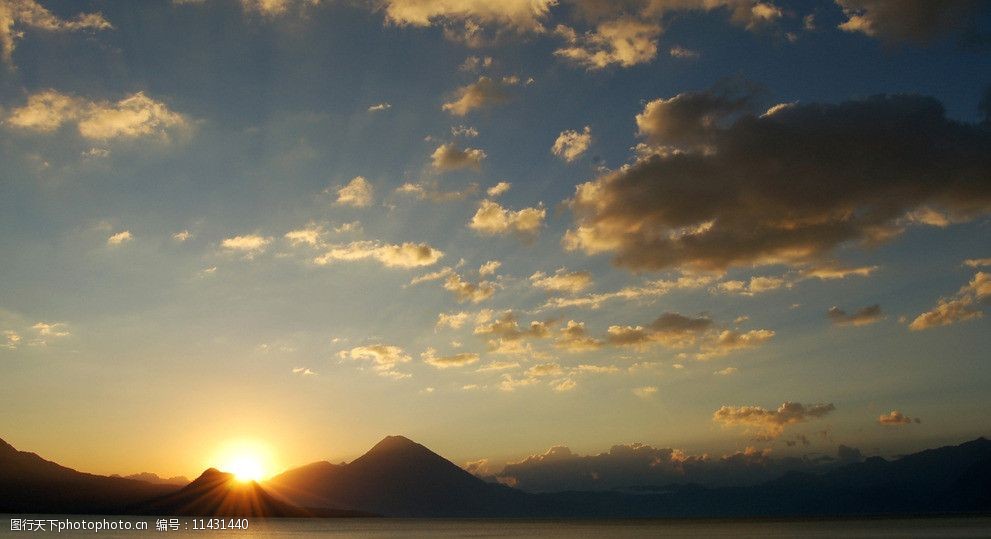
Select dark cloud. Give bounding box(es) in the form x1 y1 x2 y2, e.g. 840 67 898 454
827 304 884 326
836 0 990 45
566 88 991 272
490 441 847 492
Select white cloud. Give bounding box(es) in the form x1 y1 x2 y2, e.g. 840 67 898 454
341 344 412 379
221 234 272 257
633 386 658 398
368 102 391 112
107 230 132 246
469 199 545 238
315 241 444 268
909 272 988 330
554 18 661 69
6 91 191 142
382 0 554 33
335 176 375 207
486 181 512 197
444 273 496 303
478 260 501 276
530 268 593 294
0 0 111 65
441 76 519 116
421 347 480 368
172 230 192 242
551 126 592 162
431 142 487 170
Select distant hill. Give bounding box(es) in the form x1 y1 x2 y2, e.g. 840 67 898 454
129 468 370 517
114 472 189 486
0 437 176 514
266 435 527 517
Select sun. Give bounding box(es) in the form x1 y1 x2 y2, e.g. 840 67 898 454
223 453 266 482
212 439 275 483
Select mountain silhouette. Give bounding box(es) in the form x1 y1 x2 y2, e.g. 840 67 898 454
129 467 341 517
114 472 189 486
266 435 526 517
0 437 176 514
2 434 989 517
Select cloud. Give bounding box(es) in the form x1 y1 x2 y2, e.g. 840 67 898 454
367 102 391 112
554 320 603 351
878 410 921 425
530 268 593 294
526 362 563 377
713 401 835 438
341 344 411 379
909 272 988 330
381 0 555 33
107 230 132 246
828 304 884 326
669 45 700 59
474 312 552 341
421 347 480 368
292 367 316 376
552 126 592 162
335 176 374 207
964 258 991 268
436 310 471 329
0 0 111 65
237 0 319 17
6 91 191 141
396 180 479 202
430 142 487 170
607 312 713 349
479 260 502 276
469 199 545 238
540 274 713 310
713 275 789 296
459 55 493 72
444 273 496 303
1 330 20 350
498 373 540 391
172 230 192 242
554 17 661 69
714 366 737 376
284 224 327 247
696 329 774 360
221 234 272 257
835 0 989 44
32 321 70 338
565 87 991 272
802 265 878 280
632 386 657 398
441 76 519 116
315 241 444 268
409 266 455 286
477 360 520 372
486 181 512 197
642 1 783 30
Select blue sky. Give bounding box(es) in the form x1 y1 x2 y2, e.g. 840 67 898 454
0 0 989 480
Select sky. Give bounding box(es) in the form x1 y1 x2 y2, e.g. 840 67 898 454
0 0 989 483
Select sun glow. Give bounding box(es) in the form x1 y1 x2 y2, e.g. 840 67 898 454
212 439 275 482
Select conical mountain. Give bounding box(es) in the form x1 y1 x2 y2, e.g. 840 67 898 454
267 435 526 517
132 467 310 517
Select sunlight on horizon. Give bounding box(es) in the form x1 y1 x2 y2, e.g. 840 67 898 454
211 439 277 482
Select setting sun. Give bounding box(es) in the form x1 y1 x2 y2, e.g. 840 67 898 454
211 440 275 483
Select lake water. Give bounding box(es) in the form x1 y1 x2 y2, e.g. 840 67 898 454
2 516 990 538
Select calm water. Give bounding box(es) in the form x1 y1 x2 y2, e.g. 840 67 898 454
2 516 990 538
